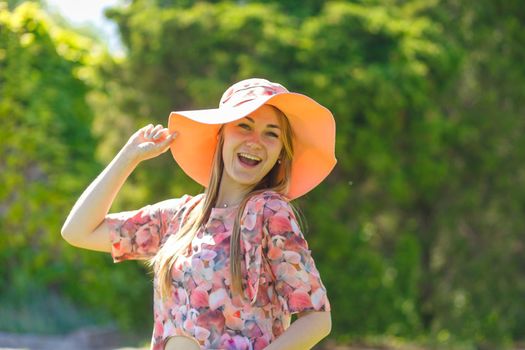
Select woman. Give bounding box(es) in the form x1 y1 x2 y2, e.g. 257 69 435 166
61 78 336 350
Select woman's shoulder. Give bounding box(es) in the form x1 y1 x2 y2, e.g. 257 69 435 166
247 191 303 239
245 190 293 217
247 190 289 205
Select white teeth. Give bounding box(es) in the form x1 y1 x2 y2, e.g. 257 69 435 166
238 153 262 161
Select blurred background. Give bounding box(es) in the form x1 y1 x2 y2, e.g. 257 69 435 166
1 0 524 349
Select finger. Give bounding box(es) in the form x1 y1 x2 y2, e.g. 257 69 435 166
149 125 164 139
160 131 178 143
151 124 163 133
148 124 160 137
143 124 154 138
152 127 167 140
155 132 177 153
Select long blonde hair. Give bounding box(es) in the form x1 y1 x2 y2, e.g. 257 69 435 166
150 106 294 299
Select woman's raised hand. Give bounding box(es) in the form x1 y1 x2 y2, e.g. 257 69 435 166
61 123 177 252
123 124 177 163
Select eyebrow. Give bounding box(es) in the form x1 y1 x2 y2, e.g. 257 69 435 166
245 116 280 129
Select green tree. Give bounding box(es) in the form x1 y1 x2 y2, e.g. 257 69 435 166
420 0 525 346
0 2 150 333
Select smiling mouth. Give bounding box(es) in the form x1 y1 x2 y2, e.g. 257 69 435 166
237 152 262 167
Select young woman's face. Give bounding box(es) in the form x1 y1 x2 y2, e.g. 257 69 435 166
221 105 283 189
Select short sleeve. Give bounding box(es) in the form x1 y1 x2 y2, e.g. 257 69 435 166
106 195 193 263
262 194 331 315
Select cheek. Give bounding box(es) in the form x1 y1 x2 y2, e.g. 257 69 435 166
268 141 283 161
222 141 234 164
221 134 244 166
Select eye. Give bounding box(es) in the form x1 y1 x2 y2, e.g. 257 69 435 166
266 131 279 138
238 123 251 130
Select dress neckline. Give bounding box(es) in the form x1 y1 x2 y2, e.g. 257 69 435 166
210 204 240 213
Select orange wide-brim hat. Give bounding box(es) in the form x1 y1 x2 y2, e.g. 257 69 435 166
168 78 337 200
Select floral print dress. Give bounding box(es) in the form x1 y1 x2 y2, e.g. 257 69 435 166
106 190 330 350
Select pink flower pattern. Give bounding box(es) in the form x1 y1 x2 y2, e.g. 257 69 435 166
106 191 330 350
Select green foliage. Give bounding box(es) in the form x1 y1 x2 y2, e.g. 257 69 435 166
0 281 108 333
2 0 525 348
0 2 151 333
418 0 525 346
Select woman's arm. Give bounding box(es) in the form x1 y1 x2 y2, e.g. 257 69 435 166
61 124 176 252
265 311 332 350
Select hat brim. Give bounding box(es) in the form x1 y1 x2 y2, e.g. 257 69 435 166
168 92 337 200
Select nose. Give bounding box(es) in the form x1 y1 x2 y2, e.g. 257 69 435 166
244 137 263 151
